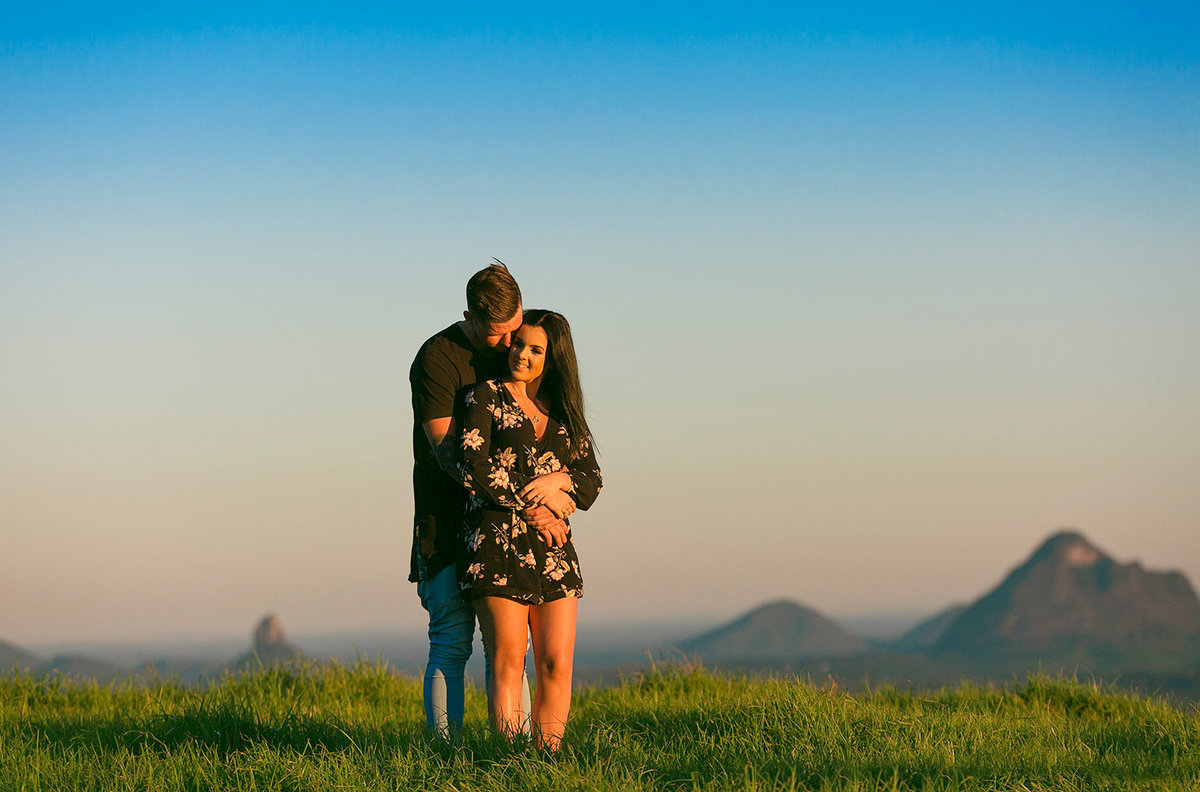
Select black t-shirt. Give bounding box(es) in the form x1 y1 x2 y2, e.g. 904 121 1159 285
409 323 508 581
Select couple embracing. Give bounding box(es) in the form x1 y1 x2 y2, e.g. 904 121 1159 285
408 261 602 750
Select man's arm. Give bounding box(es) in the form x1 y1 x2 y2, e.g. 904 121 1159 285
426 395 568 547
421 417 458 478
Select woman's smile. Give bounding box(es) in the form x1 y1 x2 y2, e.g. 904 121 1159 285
508 324 548 382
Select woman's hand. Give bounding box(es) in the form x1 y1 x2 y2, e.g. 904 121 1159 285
518 471 572 507
538 490 577 520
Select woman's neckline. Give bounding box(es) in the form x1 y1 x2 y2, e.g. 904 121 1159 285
502 380 550 442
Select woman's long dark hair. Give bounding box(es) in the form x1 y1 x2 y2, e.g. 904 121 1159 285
522 309 594 462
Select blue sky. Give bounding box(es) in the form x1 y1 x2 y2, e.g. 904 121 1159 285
3 3 1198 645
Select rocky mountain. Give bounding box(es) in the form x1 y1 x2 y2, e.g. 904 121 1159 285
232 614 303 671
934 530 1200 669
678 600 868 661
888 604 967 653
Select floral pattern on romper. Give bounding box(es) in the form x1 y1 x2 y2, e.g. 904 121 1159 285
458 379 602 604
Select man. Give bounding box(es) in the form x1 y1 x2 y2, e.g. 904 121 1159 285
409 260 563 736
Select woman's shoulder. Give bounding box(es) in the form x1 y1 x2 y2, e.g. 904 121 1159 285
464 378 505 406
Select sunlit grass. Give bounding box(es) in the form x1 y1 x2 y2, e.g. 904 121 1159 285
3 660 1198 790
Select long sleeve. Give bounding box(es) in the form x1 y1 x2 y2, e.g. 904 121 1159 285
458 381 529 509
564 431 603 511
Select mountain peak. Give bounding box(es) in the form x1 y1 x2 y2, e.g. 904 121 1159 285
235 613 302 671
679 599 867 661
1031 529 1106 568
935 530 1200 668
751 599 818 618
253 614 289 653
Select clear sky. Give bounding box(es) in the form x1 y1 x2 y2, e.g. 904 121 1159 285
3 2 1198 646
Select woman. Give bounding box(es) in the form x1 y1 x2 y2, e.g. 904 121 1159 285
457 309 602 749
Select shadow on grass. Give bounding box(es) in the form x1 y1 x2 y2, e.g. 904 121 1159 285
21 710 395 758
17 704 551 775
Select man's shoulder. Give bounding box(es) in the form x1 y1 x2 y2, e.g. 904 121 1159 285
412 324 470 371
415 323 468 357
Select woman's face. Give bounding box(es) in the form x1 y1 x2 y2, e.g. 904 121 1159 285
509 324 549 383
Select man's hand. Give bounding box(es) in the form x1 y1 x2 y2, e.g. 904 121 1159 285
523 505 568 547
536 490 576 520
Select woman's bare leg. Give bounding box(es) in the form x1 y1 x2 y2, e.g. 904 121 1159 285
528 596 578 750
474 596 531 738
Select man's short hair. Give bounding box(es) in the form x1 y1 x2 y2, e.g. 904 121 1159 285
466 259 522 323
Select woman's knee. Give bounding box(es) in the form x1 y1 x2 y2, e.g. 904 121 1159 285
536 652 573 685
491 641 527 674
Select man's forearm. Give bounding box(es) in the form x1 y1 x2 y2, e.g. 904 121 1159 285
434 430 459 480
422 417 458 480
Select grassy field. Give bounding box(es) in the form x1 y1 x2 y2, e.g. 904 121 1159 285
2 661 1198 791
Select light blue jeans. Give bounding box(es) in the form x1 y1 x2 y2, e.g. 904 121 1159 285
417 565 530 736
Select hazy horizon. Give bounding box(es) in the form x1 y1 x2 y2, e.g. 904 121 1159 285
15 607 928 672
4 3 1198 646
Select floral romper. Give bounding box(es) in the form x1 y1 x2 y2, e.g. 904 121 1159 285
457 379 602 604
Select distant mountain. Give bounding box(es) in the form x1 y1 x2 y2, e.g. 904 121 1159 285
1 639 122 682
678 600 868 662
232 614 303 672
888 605 967 653
41 654 124 683
141 657 230 685
934 530 1200 669
0 638 40 672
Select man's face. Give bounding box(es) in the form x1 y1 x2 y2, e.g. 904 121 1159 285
465 306 523 351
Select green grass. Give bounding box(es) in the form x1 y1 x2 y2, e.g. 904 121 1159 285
2 661 1198 790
